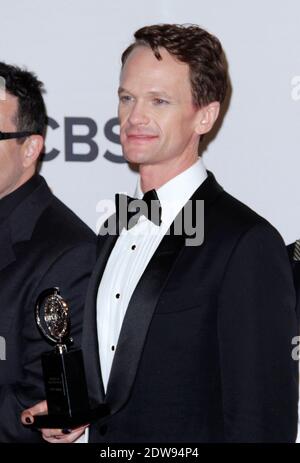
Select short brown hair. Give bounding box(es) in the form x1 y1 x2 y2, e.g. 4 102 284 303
0 62 46 137
121 24 228 108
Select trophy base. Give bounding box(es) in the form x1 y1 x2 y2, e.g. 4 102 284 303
30 404 110 429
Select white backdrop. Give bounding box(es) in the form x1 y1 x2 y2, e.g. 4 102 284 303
1 0 299 243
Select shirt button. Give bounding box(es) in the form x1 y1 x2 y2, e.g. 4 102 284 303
131 244 136 250
115 293 120 299
111 345 115 351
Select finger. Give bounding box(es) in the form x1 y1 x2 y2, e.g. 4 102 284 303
42 427 86 443
41 424 88 439
21 400 48 425
41 428 64 439
68 424 89 432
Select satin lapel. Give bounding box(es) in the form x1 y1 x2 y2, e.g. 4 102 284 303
105 232 185 414
105 171 224 415
82 231 119 406
0 223 16 272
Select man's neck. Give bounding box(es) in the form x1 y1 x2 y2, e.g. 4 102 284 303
0 169 36 200
139 156 199 193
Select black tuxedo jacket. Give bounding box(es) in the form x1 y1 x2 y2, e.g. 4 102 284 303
83 172 298 443
287 241 300 321
0 176 96 442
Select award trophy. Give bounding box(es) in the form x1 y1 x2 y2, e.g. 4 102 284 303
33 287 108 428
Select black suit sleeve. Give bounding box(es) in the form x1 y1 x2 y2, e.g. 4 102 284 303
0 242 96 442
218 223 298 442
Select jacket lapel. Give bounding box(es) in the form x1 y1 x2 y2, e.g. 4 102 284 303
0 223 16 272
0 177 53 273
105 232 185 414
104 171 224 415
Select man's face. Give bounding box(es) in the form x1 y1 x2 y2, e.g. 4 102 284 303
0 92 24 199
118 46 203 169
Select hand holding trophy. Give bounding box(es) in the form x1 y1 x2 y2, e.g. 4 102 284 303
32 287 108 429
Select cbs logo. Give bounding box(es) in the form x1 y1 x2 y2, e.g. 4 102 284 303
43 116 125 164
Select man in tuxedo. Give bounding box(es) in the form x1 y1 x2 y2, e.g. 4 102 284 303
23 24 298 442
0 62 96 442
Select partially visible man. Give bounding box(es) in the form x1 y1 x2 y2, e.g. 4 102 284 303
0 62 96 442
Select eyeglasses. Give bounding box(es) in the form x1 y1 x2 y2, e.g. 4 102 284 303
0 131 38 141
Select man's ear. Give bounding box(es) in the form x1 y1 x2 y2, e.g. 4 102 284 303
21 135 44 168
195 101 220 135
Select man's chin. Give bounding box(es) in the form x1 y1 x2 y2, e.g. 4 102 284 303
123 150 149 165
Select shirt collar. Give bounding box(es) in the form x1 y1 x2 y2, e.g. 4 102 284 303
134 158 207 227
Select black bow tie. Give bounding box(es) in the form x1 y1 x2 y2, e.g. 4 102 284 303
115 189 162 230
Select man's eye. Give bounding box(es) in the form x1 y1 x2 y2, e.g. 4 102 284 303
153 98 169 105
119 95 132 103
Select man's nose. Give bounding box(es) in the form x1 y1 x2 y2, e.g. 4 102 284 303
128 101 149 125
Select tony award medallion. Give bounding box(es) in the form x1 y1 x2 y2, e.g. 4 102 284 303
33 287 108 428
